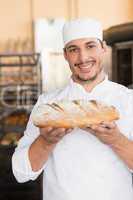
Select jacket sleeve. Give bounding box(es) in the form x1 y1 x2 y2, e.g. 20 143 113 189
126 90 133 173
128 90 133 141
12 95 47 183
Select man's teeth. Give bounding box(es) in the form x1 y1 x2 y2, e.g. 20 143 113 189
80 62 94 68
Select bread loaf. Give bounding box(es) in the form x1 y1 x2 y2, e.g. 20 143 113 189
31 100 119 128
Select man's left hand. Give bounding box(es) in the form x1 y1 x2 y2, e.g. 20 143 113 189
83 121 122 145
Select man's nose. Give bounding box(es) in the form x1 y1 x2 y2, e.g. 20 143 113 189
78 49 89 62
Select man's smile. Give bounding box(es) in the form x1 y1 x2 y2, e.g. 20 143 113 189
75 60 96 72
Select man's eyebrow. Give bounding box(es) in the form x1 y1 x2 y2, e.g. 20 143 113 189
64 40 99 51
65 45 78 50
85 41 98 45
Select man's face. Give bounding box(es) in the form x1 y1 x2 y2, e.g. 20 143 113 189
64 38 106 83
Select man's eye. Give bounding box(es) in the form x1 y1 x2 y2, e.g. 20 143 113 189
68 48 78 53
87 45 96 49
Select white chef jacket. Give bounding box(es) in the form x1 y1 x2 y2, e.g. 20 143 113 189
12 76 133 200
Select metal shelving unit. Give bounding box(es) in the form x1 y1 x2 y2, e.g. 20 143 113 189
0 52 42 112
0 52 43 200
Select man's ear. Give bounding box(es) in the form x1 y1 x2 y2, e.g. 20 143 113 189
63 48 67 60
102 41 108 53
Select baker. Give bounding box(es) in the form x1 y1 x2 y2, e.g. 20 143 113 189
12 18 133 200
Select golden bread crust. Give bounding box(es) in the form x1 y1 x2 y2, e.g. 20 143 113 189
31 100 119 128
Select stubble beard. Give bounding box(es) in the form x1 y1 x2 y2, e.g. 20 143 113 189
76 74 97 84
73 67 103 85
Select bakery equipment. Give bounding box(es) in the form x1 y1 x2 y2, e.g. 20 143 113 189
0 53 42 200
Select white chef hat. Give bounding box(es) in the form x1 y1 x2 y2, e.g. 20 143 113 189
62 18 103 46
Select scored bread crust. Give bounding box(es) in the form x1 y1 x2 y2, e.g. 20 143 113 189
31 100 119 128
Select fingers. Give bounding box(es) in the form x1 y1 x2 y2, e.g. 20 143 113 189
40 127 53 134
66 128 73 134
50 128 66 136
82 122 117 138
100 121 116 129
82 127 95 134
40 127 73 144
90 121 116 131
82 122 121 145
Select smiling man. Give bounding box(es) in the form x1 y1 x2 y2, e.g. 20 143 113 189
12 18 133 200
64 37 105 90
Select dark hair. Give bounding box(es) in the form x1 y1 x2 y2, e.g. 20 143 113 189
98 39 104 48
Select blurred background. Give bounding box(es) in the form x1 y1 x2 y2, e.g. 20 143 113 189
0 0 133 199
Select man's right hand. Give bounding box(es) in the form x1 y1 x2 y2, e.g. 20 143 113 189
40 127 72 144
29 127 72 171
